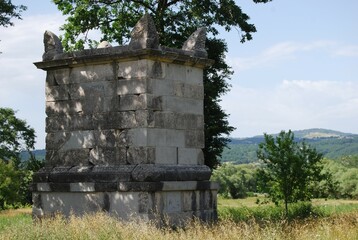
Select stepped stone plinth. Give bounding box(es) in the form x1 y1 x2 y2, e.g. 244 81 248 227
32 14 218 226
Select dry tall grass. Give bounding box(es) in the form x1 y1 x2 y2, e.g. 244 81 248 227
1 212 357 240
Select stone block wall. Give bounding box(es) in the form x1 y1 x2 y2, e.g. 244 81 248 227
45 59 205 166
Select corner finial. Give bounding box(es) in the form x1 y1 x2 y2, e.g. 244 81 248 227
182 28 207 57
42 30 63 61
129 13 159 50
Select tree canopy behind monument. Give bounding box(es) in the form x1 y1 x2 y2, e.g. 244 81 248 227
53 0 272 168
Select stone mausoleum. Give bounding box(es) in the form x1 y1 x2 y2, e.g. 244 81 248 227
32 14 218 225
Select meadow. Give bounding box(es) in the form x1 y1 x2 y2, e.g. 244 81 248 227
0 198 357 240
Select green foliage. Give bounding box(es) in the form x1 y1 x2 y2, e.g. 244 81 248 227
53 0 273 168
0 0 26 27
211 163 258 198
257 130 329 216
0 108 35 165
221 144 259 164
0 160 22 209
323 158 358 199
0 108 40 209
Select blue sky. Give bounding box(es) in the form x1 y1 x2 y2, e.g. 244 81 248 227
1 0 357 149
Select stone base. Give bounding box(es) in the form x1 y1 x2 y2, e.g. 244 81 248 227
32 164 218 226
32 181 218 226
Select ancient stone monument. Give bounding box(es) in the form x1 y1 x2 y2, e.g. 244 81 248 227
32 14 218 225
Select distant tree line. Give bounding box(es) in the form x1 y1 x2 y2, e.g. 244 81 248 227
212 131 358 216
212 155 358 200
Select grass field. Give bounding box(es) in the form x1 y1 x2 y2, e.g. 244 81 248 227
219 197 358 214
0 198 357 240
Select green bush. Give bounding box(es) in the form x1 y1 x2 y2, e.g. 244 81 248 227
0 160 22 209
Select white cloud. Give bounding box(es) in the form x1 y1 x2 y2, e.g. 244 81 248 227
228 40 337 72
334 45 358 57
221 80 358 137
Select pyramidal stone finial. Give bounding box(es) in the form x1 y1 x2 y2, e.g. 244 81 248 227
182 27 207 56
129 13 159 50
42 30 63 61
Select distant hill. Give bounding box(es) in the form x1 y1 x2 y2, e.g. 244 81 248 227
20 149 46 161
221 129 358 164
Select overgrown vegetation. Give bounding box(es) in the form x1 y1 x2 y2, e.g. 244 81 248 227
1 202 357 240
0 108 43 210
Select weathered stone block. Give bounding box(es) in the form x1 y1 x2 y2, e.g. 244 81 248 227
173 82 204 99
46 149 90 166
147 129 184 147
68 81 116 100
39 192 105 217
150 78 173 95
126 128 148 146
178 148 204 165
162 96 203 114
58 130 95 151
153 111 175 128
46 131 70 150
117 60 148 79
155 147 177 164
117 79 148 95
37 183 51 192
46 85 69 101
182 191 196 212
174 113 204 130
163 192 181 213
46 114 95 133
135 110 154 127
165 129 186 147
138 192 154 214
46 68 70 86
186 66 203 85
89 147 115 165
165 63 187 81
108 192 140 220
89 147 126 165
70 182 95 192
94 112 137 130
118 60 165 80
185 130 205 148
69 64 114 83
127 147 155 164
118 94 162 111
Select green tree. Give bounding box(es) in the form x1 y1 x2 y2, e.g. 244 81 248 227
0 107 35 166
0 108 39 209
0 0 26 27
257 130 327 216
211 163 258 198
53 0 272 168
0 159 22 209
